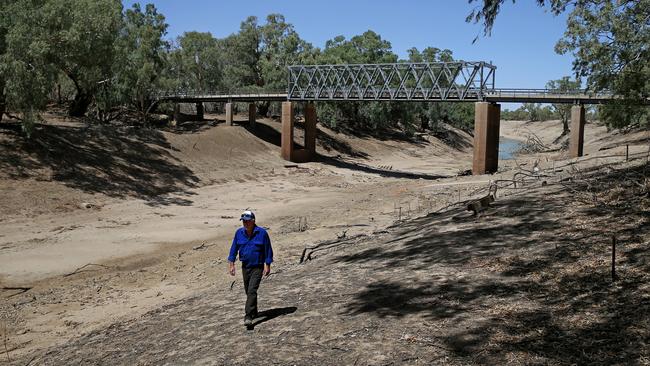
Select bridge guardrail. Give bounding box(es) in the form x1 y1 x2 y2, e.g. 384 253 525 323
154 90 288 99
486 88 613 99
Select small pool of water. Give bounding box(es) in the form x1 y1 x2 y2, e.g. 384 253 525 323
499 137 523 160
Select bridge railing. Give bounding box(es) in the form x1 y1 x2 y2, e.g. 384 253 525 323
154 89 288 99
487 88 613 99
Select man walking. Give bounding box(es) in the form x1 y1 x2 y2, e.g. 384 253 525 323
228 210 273 326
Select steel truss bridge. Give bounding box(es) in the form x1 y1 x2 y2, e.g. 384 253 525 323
287 62 495 101
155 61 646 105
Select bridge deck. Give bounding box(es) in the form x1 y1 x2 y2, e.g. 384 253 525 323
159 93 288 103
157 89 639 105
484 89 621 104
156 62 648 105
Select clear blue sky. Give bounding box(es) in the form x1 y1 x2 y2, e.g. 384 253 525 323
124 1 575 90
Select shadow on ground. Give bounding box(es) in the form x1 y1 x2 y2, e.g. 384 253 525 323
318 155 449 180
0 122 199 206
13 162 649 365
240 121 447 180
335 162 650 364
241 121 370 159
248 306 297 330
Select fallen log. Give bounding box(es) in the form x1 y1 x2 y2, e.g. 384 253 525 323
466 193 495 216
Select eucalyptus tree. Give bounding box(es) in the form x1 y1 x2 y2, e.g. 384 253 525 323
218 14 315 116
0 0 59 133
316 31 400 131
46 0 122 117
0 0 12 122
320 30 397 65
111 3 169 117
467 0 650 127
259 14 315 91
0 0 123 128
220 16 262 91
407 47 474 133
546 76 581 134
169 31 222 93
257 14 316 115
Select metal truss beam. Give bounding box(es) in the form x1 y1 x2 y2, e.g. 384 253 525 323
287 62 496 102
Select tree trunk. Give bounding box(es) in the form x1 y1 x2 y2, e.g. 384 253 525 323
64 71 92 117
0 79 5 122
420 115 429 131
196 102 204 120
258 101 270 117
0 94 5 123
562 117 569 134
69 91 92 117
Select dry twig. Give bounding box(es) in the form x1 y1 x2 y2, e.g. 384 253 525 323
63 263 111 277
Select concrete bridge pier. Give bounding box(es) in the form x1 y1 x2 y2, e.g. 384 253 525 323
248 103 256 128
569 104 586 158
472 102 501 175
225 102 233 125
304 102 317 155
281 101 317 163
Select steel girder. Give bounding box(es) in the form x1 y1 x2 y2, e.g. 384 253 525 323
287 62 496 102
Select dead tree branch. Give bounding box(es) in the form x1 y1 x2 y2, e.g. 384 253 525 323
63 263 111 277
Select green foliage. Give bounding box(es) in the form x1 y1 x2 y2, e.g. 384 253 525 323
1 0 57 128
0 0 122 128
555 0 650 128
44 0 122 116
314 38 473 135
599 103 650 130
218 14 315 94
169 32 222 93
524 103 554 122
315 31 400 132
0 4 478 137
546 76 581 133
20 107 41 137
502 103 553 122
220 16 262 90
501 108 529 121
442 103 475 130
468 0 650 128
112 3 169 115
258 14 315 91
321 30 397 64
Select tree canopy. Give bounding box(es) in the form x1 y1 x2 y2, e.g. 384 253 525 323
1 1 646 137
546 76 581 133
468 0 650 128
0 3 482 136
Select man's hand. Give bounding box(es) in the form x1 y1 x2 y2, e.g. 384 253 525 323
228 262 235 276
263 263 271 277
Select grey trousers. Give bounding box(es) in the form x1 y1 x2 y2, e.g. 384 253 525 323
242 264 263 319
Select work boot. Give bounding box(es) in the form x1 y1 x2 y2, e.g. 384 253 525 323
244 317 252 326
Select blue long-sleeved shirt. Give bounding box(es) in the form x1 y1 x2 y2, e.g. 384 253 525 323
227 226 273 268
